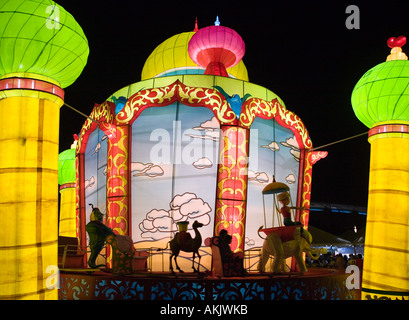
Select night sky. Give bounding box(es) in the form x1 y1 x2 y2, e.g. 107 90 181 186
56 0 409 208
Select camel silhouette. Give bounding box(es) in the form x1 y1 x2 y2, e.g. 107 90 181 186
161 220 204 273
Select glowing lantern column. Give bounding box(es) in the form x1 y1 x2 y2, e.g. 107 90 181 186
0 1 89 299
351 36 409 300
58 143 77 237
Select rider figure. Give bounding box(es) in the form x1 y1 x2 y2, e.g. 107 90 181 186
277 191 303 227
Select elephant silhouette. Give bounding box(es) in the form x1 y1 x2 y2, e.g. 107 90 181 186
258 227 326 273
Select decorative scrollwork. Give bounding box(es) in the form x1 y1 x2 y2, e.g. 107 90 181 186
59 272 359 300
95 279 145 300
213 281 264 300
58 276 91 300
116 80 237 125
239 97 312 150
150 281 206 300
76 101 115 154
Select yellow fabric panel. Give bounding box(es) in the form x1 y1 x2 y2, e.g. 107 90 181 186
181 74 216 90
0 95 61 300
362 135 409 299
59 187 77 237
214 76 244 97
0 88 63 104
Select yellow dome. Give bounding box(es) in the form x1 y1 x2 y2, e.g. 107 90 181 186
141 31 249 81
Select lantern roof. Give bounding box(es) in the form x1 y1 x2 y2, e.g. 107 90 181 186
141 18 248 81
0 0 89 88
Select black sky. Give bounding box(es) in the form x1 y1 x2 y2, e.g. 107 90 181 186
56 0 409 208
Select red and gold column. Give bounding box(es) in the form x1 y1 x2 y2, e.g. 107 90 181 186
105 124 131 267
106 124 131 236
214 125 249 252
0 76 63 299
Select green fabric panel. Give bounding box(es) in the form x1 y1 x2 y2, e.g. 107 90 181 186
352 60 409 128
0 0 89 88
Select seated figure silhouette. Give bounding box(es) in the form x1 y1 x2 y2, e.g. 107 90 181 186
85 204 114 268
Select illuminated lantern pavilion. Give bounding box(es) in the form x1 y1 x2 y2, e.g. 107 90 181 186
0 0 89 299
351 36 409 300
75 18 321 272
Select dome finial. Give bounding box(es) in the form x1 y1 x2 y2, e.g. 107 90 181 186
194 17 199 32
214 16 220 26
386 36 408 61
188 21 245 77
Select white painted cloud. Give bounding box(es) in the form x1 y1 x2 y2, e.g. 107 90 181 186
179 198 211 218
290 149 300 162
261 141 279 151
281 136 301 161
170 192 197 209
85 176 95 189
193 157 213 169
192 117 220 130
185 116 220 141
245 237 255 247
248 170 269 183
91 142 101 156
286 174 296 184
131 162 164 177
139 192 212 241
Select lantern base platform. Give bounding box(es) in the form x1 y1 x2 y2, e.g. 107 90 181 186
58 268 359 300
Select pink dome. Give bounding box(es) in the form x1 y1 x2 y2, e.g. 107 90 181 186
188 24 245 76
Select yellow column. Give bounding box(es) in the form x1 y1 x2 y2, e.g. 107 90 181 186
59 184 77 237
0 86 63 299
362 124 409 300
58 146 77 238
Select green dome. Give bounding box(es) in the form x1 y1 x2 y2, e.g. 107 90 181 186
351 59 409 128
0 0 89 88
58 148 76 185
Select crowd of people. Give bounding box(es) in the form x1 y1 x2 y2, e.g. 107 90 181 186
306 253 363 270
